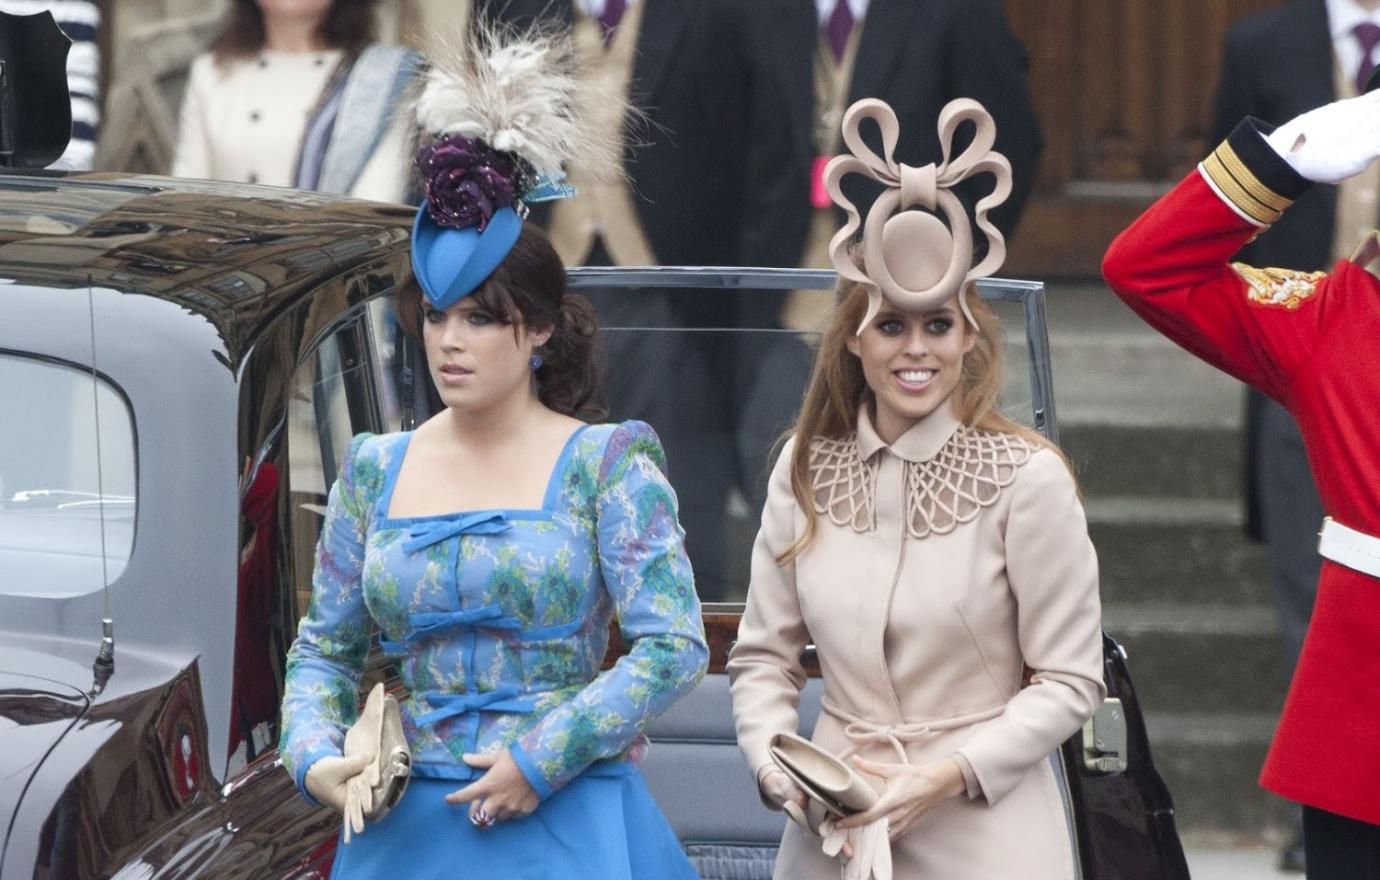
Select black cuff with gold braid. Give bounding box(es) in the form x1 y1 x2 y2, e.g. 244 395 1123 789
1199 117 1312 226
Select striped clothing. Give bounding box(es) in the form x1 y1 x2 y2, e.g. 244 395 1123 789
0 0 99 170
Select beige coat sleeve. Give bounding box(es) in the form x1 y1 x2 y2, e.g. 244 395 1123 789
954 448 1106 804
728 439 811 779
171 54 214 180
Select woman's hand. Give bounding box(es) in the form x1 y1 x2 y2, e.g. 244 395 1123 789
304 752 373 812
760 767 808 812
445 750 540 825
835 755 966 840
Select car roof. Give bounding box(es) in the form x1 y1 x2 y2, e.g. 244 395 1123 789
0 171 415 367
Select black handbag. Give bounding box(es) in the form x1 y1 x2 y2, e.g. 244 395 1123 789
1058 632 1190 880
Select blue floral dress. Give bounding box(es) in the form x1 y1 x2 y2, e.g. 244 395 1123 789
279 420 708 878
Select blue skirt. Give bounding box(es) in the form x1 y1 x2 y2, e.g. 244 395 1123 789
328 762 699 879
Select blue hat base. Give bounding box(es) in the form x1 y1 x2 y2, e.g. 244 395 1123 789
410 203 524 310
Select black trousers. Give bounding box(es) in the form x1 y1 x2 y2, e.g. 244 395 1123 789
1304 806 1380 879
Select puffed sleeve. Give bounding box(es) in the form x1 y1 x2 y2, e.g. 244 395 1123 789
170 53 214 179
1102 119 1335 404
954 449 1105 804
509 421 708 799
726 439 810 786
279 433 377 801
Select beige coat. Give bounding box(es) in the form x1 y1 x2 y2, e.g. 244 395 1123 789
171 51 410 202
728 400 1105 879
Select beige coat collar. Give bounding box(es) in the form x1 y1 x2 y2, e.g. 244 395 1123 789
856 396 962 463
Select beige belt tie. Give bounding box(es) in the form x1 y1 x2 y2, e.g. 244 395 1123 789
821 697 1005 764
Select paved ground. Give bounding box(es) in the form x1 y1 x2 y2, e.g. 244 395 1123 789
1186 845 1294 879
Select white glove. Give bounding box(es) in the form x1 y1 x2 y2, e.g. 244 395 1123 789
820 814 893 880
1265 90 1380 184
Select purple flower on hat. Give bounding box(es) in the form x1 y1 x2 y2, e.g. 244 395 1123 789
417 134 519 231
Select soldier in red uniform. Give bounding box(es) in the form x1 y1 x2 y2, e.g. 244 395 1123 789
1103 88 1380 876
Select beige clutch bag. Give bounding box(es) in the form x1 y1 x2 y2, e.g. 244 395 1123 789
341 683 411 843
769 732 878 818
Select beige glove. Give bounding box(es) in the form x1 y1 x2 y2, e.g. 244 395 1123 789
340 683 406 844
304 752 373 814
821 814 893 880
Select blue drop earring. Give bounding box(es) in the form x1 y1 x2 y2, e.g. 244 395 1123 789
530 353 543 370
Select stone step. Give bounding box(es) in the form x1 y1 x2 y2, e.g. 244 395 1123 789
1145 712 1291 835
994 285 1247 434
1061 421 1242 501
1103 604 1287 715
1086 498 1271 606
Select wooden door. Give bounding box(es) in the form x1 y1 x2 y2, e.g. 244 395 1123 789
1004 0 1286 277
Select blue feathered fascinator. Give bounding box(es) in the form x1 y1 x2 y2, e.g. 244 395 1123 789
409 25 612 310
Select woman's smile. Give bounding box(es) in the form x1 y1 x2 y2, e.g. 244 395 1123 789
892 367 936 394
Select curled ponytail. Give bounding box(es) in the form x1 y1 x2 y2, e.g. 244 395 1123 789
535 293 606 421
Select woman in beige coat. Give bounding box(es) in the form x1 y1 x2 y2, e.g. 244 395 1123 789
728 98 1105 879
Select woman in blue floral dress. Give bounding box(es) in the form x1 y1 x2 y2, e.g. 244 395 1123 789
277 28 708 879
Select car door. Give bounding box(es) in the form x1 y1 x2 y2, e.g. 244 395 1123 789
127 290 407 879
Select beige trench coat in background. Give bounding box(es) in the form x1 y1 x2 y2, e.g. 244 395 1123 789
728 400 1105 879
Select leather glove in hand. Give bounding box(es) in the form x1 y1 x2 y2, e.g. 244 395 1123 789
339 682 393 844
304 752 373 816
821 814 892 880
1266 90 1380 184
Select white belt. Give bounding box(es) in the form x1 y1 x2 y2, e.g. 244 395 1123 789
1317 517 1380 578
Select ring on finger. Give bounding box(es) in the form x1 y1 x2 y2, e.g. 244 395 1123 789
470 807 494 829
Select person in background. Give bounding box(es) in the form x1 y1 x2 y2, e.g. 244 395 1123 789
0 0 100 170
173 0 418 203
1208 1 1380 868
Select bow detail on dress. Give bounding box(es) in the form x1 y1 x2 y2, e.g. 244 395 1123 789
413 686 540 727
824 98 1013 333
402 511 512 553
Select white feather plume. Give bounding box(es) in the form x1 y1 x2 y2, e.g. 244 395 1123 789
412 20 625 183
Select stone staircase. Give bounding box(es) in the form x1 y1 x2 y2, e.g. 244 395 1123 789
1044 283 1292 838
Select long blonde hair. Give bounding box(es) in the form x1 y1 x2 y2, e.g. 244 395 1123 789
779 281 1072 563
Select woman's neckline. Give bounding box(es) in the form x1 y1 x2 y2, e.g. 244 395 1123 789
380 423 593 522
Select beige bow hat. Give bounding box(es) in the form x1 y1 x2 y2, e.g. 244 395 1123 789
824 97 1013 334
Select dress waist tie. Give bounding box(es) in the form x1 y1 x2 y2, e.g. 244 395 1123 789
413 687 540 727
820 697 1005 764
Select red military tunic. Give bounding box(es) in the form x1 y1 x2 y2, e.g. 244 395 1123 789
1104 119 1380 825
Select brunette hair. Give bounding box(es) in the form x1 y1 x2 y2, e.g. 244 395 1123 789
209 0 378 61
395 224 607 422
779 280 1072 563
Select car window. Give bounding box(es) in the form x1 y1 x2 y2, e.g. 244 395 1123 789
284 313 393 688
286 317 374 611
366 298 410 433
0 354 136 597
